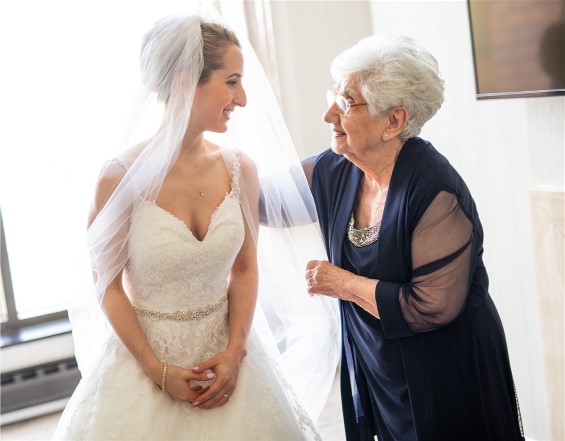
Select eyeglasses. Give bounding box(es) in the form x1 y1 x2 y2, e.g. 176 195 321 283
326 90 368 116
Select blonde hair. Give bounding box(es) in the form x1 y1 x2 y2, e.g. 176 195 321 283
199 22 241 83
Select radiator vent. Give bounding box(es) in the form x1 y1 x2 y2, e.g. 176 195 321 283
1 357 81 414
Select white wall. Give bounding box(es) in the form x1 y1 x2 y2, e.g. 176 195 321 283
270 1 374 157
270 1 564 440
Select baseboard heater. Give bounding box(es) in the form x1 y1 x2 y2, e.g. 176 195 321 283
1 357 81 423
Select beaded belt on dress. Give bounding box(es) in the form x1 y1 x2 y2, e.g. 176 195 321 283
133 295 227 321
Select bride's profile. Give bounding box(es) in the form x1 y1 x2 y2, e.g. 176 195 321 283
53 10 339 441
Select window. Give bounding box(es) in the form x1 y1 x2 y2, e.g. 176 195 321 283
0 0 212 332
1 209 69 336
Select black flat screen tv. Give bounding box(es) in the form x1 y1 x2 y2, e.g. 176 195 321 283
467 0 565 99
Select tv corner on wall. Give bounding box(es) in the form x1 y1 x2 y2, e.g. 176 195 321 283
467 0 565 100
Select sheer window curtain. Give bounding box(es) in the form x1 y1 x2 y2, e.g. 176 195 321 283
213 0 282 105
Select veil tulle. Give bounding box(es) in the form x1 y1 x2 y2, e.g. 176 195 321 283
69 7 340 422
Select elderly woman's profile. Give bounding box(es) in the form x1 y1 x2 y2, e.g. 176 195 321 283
302 34 525 441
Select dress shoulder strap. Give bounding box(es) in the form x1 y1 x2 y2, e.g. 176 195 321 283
106 158 141 206
109 158 129 172
231 148 241 198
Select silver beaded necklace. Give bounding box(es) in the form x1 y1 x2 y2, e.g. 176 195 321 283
347 212 381 247
347 182 387 247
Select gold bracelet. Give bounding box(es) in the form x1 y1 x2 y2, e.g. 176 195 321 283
157 362 167 392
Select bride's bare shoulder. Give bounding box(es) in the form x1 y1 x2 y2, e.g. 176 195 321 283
238 151 257 180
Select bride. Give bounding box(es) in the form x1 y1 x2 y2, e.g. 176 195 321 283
53 11 339 441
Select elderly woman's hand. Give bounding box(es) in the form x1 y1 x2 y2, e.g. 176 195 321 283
305 260 355 300
306 260 380 317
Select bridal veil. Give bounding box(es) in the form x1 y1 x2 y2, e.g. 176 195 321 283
70 8 340 422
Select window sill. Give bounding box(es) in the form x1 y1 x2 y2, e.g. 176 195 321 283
1 318 72 349
1 319 75 374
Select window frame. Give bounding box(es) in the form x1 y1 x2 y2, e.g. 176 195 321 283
1 210 68 340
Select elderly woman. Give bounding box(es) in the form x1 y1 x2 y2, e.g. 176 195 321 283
302 35 525 441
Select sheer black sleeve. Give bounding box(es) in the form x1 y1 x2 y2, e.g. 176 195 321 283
399 191 473 333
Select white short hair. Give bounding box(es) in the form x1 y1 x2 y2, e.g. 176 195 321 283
330 34 445 140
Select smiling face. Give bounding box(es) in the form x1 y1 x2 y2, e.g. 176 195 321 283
323 75 388 160
190 45 247 134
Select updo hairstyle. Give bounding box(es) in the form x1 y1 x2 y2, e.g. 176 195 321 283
139 16 240 101
199 22 241 83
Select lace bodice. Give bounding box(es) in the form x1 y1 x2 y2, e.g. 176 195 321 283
125 152 243 313
120 151 244 371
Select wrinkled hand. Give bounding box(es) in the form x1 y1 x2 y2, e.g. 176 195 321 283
164 363 215 403
191 349 244 409
305 259 354 300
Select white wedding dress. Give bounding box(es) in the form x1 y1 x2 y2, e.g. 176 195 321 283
53 151 321 441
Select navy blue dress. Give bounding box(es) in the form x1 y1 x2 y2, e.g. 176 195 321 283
310 138 524 441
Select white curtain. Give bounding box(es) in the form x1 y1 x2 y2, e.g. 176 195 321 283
212 0 282 104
